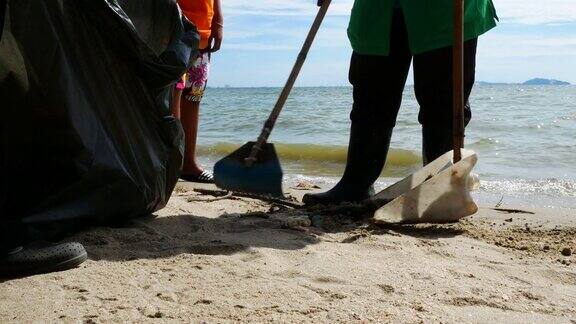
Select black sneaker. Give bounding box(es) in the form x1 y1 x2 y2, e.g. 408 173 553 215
0 242 88 278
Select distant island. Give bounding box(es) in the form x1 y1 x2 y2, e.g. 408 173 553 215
477 78 571 86
522 78 571 85
476 81 510 85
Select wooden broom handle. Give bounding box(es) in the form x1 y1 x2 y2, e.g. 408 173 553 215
245 0 332 166
453 0 465 163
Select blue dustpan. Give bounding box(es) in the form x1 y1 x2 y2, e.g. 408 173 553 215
213 0 331 198
214 142 284 197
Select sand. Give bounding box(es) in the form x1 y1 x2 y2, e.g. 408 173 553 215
1 181 575 323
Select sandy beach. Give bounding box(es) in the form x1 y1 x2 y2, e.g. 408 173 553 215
1 181 575 323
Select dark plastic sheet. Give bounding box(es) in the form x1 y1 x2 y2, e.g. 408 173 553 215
0 0 198 239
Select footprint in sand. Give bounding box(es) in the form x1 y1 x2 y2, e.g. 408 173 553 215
156 291 178 303
447 296 512 311
302 284 348 301
542 269 576 285
378 284 395 294
240 250 264 262
275 269 304 279
314 276 347 284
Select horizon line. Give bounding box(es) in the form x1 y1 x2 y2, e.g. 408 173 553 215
207 81 573 89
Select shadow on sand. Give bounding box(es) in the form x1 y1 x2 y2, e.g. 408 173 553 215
306 204 465 239
71 200 465 262
73 210 321 262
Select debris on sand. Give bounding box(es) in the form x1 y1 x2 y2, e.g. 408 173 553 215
280 216 312 230
291 181 321 191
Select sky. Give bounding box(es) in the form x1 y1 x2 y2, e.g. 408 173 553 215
208 0 576 87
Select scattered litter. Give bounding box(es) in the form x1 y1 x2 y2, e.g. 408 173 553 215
291 181 321 191
493 208 535 215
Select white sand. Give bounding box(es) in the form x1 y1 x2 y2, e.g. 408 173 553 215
1 182 575 322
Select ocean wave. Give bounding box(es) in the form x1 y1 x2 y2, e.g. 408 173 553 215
284 175 576 206
468 138 500 148
198 142 421 166
480 178 576 198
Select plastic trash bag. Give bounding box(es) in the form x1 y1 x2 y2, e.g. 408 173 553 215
0 0 198 239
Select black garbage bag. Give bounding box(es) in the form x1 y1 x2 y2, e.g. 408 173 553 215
0 0 199 239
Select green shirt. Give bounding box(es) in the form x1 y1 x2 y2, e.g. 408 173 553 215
348 0 498 56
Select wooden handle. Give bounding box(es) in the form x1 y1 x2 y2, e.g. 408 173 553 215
245 0 332 166
453 0 464 163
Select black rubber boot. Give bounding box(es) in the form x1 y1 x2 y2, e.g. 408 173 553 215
303 123 393 205
422 126 453 166
0 242 88 278
422 100 471 165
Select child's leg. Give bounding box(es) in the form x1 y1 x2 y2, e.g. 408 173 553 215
172 75 186 119
180 52 212 182
171 88 182 119
181 99 202 176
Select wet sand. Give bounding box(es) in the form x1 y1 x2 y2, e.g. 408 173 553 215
1 182 575 322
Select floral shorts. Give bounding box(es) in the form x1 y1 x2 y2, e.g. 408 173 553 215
176 52 211 102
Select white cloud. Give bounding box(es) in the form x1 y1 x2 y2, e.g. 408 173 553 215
212 0 576 85
223 10 350 50
480 34 576 57
223 43 296 50
495 0 576 25
223 0 352 16
221 1 576 57
223 0 576 25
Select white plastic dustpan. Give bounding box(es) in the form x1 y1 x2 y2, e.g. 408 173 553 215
369 0 478 224
372 149 478 224
367 149 456 209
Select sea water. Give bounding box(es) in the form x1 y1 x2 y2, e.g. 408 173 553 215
197 85 576 209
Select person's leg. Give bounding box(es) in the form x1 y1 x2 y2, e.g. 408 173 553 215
0 216 88 278
0 241 88 279
0 193 88 278
303 9 412 205
181 100 202 175
413 39 477 165
0 136 87 278
171 77 184 120
180 52 213 183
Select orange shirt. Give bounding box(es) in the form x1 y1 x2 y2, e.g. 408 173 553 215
178 0 214 49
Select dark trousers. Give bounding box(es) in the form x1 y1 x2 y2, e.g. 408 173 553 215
349 8 476 133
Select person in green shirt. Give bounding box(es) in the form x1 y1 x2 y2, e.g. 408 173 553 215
304 0 498 205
